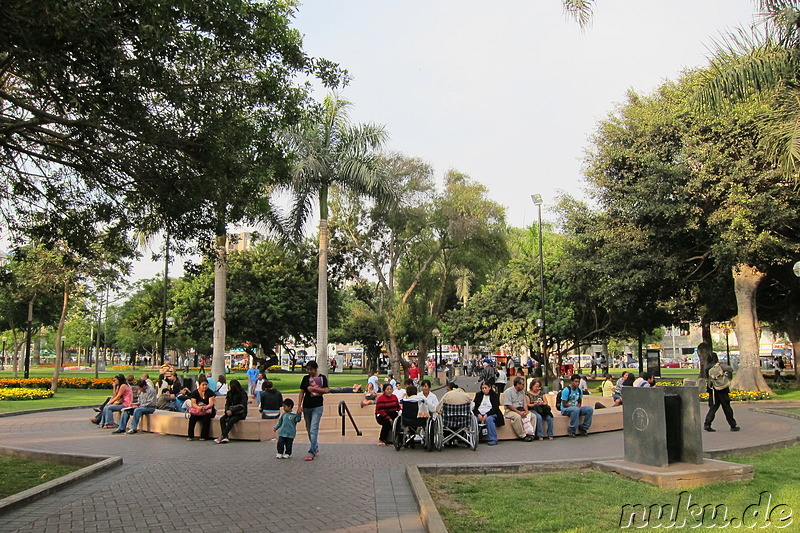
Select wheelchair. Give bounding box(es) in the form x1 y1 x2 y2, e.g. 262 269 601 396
391 398 436 451
433 402 479 451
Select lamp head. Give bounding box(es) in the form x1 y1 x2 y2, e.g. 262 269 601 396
531 194 543 206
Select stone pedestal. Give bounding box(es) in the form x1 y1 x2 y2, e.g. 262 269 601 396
622 386 703 468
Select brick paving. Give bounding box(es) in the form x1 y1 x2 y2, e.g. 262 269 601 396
1 403 799 532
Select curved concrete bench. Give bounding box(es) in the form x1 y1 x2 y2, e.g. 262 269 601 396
113 392 622 442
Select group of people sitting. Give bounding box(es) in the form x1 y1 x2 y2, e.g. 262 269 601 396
370 371 597 446
89 366 294 442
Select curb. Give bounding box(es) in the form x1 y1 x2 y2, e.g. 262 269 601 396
407 459 610 532
0 405 95 418
0 446 122 515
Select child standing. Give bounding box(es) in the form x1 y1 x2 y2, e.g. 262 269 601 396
274 398 301 459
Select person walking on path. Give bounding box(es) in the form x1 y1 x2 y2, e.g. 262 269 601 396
246 362 259 396
701 347 740 432
274 398 301 458
297 360 329 461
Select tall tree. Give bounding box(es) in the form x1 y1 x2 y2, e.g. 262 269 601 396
283 94 389 374
583 71 800 392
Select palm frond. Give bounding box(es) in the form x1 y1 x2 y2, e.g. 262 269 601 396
697 30 795 109
562 0 594 29
759 88 800 173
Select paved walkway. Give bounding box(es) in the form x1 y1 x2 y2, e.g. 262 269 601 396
1 403 799 532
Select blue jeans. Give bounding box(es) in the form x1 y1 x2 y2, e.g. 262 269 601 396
533 411 554 438
118 407 155 431
303 406 323 455
100 404 125 426
172 398 188 413
482 414 498 444
561 406 593 434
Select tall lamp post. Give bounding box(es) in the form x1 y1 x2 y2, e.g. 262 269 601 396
531 194 547 387
432 328 440 382
160 232 171 366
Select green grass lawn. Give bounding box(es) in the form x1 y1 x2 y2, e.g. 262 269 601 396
0 368 371 413
0 456 80 498
425 444 800 533
0 388 109 414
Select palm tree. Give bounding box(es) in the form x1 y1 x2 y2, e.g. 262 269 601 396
699 1 800 172
283 94 390 374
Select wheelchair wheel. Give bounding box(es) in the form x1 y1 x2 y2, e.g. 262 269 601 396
424 417 435 452
392 415 403 451
469 415 479 451
432 416 444 451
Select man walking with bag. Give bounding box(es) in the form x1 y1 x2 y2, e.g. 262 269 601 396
700 343 740 432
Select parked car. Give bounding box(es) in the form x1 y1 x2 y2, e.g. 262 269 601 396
661 358 682 368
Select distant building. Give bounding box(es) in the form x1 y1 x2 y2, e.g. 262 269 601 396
0 249 8 265
226 232 255 253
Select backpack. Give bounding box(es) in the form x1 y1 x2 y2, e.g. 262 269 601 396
555 387 566 411
708 363 731 391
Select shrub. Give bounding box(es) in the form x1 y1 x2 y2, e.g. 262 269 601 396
0 378 113 390
0 388 54 401
699 390 770 402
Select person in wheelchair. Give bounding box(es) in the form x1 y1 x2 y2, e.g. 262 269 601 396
435 381 471 414
435 381 479 450
392 386 433 450
472 382 503 446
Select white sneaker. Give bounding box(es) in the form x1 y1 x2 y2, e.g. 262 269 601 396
283 454 290 459
276 453 283 459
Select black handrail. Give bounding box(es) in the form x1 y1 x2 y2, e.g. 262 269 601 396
338 400 362 436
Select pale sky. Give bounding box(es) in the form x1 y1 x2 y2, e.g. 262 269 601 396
130 0 757 280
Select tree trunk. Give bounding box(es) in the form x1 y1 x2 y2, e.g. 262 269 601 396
12 332 19 378
386 322 402 380
729 264 773 393
211 232 227 380
51 281 70 393
697 318 713 378
316 215 330 376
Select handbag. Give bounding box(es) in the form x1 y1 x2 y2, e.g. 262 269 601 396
533 403 552 418
189 404 211 417
521 414 536 436
230 404 245 416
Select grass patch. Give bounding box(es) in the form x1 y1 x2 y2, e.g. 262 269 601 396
0 388 108 414
0 456 80 498
425 444 800 532
770 386 800 401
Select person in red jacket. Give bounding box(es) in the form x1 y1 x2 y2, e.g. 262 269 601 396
375 383 400 446
408 362 421 385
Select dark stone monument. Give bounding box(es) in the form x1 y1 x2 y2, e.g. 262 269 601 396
622 386 703 468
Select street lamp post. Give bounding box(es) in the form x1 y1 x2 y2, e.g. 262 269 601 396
24 300 33 379
432 328 440 383
531 194 547 387
160 232 171 366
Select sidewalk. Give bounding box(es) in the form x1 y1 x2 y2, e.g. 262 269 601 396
1 403 799 532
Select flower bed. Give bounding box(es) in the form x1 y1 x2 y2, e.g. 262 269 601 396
0 388 54 401
699 390 770 402
0 378 113 390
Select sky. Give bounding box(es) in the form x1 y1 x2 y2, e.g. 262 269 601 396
131 0 757 280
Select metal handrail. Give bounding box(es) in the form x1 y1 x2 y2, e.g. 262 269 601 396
338 400 362 436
